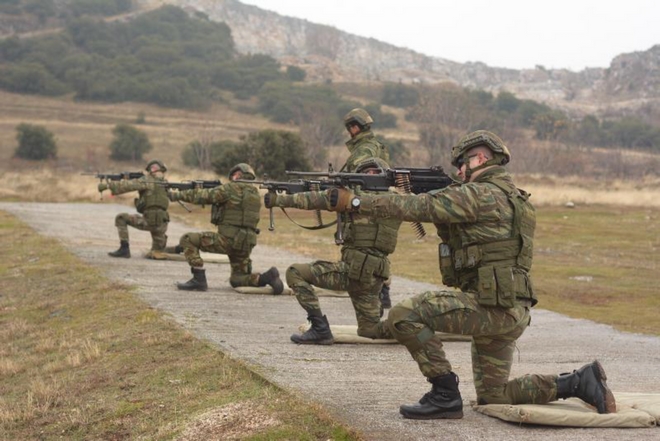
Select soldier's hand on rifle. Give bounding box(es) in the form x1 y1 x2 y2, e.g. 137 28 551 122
328 188 356 212
97 183 108 193
264 192 277 208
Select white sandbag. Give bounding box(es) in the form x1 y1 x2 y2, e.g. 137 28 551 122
234 286 293 295
145 250 229 263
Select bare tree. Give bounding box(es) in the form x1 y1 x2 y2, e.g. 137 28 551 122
411 83 487 166
295 103 344 169
189 120 221 171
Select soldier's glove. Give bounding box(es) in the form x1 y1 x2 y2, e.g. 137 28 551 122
328 188 356 212
264 192 277 209
97 182 108 192
167 190 180 202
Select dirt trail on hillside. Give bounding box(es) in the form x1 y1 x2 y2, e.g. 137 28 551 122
2 202 659 441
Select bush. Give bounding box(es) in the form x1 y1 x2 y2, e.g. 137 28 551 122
14 123 57 160
109 123 152 161
286 65 306 82
212 130 310 180
182 139 238 170
382 82 419 108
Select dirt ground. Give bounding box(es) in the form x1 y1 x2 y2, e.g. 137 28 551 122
3 202 659 441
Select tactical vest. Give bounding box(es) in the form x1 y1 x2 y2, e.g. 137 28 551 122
344 216 399 255
213 182 260 230
135 176 169 213
438 175 537 308
342 131 389 172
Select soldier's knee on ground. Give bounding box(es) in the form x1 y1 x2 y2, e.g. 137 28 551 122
179 233 195 248
356 324 380 339
476 388 510 406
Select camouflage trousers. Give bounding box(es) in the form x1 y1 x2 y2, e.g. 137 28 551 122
286 260 391 339
387 290 558 405
179 231 260 288
115 213 168 251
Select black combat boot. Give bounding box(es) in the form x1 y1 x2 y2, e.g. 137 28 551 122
164 245 184 254
177 267 208 291
379 284 392 309
556 360 616 414
108 240 130 258
290 312 334 345
258 267 284 295
399 372 464 420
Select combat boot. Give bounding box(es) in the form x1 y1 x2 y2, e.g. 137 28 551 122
177 267 208 291
258 266 284 295
556 360 616 414
290 313 334 345
399 372 464 420
379 284 392 309
164 245 184 254
108 240 130 258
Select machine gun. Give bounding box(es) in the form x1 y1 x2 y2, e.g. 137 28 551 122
241 166 453 240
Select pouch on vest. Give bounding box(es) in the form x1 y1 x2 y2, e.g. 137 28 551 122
145 210 167 227
439 243 457 287
476 265 497 306
231 228 256 252
134 197 146 214
210 204 222 225
494 266 516 308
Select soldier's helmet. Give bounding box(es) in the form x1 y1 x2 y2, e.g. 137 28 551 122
343 108 374 128
145 159 167 173
355 157 389 174
228 163 256 180
451 130 511 167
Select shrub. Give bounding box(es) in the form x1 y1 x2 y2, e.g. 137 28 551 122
109 123 152 161
14 123 57 160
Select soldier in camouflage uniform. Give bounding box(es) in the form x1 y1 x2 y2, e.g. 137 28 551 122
98 159 170 258
342 108 393 310
168 163 283 294
328 131 616 419
264 158 401 345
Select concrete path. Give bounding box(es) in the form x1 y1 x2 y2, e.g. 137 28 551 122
3 202 659 441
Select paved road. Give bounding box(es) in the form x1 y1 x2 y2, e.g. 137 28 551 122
3 202 659 441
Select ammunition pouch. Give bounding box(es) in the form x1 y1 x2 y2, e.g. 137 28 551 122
210 203 222 225
144 209 169 227
134 197 146 214
342 248 390 284
476 266 533 308
219 224 258 253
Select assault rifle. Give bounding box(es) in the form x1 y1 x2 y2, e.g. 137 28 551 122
158 180 221 191
82 171 144 181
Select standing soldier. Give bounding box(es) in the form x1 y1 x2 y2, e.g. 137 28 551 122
99 159 170 258
168 163 283 294
265 158 402 345
342 108 393 309
327 130 616 419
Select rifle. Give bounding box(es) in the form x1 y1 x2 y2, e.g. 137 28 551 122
82 171 145 181
158 180 222 191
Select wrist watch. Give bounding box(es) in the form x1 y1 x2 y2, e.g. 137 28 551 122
350 197 361 210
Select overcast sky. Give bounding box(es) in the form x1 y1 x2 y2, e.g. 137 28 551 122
239 0 658 71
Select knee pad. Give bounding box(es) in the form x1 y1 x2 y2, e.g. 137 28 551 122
286 264 307 286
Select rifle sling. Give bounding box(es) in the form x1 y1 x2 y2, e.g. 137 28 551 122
280 208 337 230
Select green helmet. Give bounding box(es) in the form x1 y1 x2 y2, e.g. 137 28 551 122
355 157 389 173
228 163 256 180
145 159 167 172
451 130 511 168
343 108 374 128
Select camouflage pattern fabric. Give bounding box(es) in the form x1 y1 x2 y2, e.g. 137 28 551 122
114 213 168 251
108 175 169 251
360 166 554 405
341 129 389 172
175 181 262 288
275 190 400 340
180 231 259 287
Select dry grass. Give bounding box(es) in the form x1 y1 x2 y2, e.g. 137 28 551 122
0 211 360 440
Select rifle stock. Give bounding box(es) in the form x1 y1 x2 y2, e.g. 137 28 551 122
82 171 144 181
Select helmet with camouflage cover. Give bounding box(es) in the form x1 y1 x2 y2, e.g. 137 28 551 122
343 108 374 128
450 130 511 168
145 159 167 173
355 157 389 174
228 163 256 180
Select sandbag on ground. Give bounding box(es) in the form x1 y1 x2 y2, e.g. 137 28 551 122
234 286 293 295
472 393 660 428
297 324 472 344
145 251 229 263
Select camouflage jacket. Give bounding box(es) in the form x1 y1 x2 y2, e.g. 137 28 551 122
108 175 169 212
341 129 390 172
175 181 261 231
274 190 402 258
